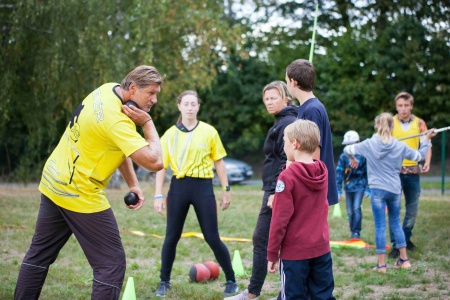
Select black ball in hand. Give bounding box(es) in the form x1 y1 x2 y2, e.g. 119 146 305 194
124 192 139 206
125 100 140 109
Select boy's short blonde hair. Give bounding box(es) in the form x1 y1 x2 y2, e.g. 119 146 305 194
284 119 320 154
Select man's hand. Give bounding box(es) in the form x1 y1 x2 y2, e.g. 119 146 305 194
126 186 145 210
425 128 438 140
421 162 430 173
122 104 151 127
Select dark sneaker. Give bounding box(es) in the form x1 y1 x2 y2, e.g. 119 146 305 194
222 280 238 296
350 232 361 240
388 248 400 259
155 281 171 297
406 241 416 251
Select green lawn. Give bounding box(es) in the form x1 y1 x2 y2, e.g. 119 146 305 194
1 183 449 299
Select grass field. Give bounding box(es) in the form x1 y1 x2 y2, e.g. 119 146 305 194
1 183 449 299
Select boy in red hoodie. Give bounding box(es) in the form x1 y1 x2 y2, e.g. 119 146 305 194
267 119 335 300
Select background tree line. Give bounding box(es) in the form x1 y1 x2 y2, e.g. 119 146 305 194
1 0 449 181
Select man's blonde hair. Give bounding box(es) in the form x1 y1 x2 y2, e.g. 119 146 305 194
284 119 320 154
394 91 414 105
120 65 165 90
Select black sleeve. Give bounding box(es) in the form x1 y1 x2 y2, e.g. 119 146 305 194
268 117 294 193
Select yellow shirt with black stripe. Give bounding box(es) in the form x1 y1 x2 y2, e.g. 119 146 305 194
161 121 227 179
39 83 149 213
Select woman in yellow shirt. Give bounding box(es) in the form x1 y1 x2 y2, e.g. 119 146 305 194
153 90 237 297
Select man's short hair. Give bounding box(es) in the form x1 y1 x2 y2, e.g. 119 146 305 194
285 119 320 154
121 65 165 90
286 59 315 92
394 92 414 105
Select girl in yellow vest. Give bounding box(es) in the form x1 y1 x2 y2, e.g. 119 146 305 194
152 90 237 296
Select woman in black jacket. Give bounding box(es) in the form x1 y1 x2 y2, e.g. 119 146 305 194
225 80 298 300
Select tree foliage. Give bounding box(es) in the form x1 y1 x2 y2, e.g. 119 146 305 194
0 0 242 180
1 0 449 180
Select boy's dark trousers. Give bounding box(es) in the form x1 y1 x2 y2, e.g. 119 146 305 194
280 252 335 300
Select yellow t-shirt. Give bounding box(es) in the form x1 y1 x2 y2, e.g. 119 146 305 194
39 83 149 213
161 121 226 179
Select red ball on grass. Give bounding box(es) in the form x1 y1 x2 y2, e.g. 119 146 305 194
203 260 220 280
189 263 211 283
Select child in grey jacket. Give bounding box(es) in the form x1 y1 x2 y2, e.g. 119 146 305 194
344 112 436 272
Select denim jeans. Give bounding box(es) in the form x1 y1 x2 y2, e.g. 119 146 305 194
370 188 406 254
390 174 421 247
345 189 364 238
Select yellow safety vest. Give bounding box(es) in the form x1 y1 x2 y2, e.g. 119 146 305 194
392 116 420 167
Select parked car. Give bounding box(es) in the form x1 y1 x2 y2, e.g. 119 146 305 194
134 158 253 186
135 164 173 183
212 157 253 185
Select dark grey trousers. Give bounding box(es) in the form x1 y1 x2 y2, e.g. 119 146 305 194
14 194 126 300
248 191 273 296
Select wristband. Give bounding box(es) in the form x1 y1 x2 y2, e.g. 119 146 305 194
154 195 163 200
141 118 152 127
222 186 230 191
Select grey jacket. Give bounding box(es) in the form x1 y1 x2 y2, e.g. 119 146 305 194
344 134 429 194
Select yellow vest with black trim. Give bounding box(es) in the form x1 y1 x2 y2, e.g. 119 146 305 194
392 116 419 167
161 121 226 179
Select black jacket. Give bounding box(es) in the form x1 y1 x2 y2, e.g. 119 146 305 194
262 106 298 192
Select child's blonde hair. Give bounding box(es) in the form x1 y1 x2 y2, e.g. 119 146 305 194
374 112 394 144
285 119 320 153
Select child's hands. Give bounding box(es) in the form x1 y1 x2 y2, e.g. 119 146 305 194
267 261 279 274
349 157 359 169
267 194 275 209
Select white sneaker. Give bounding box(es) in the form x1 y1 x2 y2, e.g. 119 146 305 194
224 289 259 300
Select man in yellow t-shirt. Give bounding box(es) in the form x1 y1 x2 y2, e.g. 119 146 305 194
15 66 165 300
388 92 432 259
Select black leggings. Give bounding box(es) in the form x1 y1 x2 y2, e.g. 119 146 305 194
159 177 235 282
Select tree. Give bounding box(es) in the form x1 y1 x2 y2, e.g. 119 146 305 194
0 0 244 180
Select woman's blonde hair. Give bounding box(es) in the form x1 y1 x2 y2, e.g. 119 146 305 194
262 81 295 106
284 119 320 153
374 112 394 144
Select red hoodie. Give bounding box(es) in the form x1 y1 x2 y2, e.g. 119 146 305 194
267 160 330 262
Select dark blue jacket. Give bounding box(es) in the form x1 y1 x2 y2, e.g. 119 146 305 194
336 153 369 198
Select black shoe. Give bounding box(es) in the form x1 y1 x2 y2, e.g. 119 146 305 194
406 241 417 251
155 281 171 297
388 247 399 259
